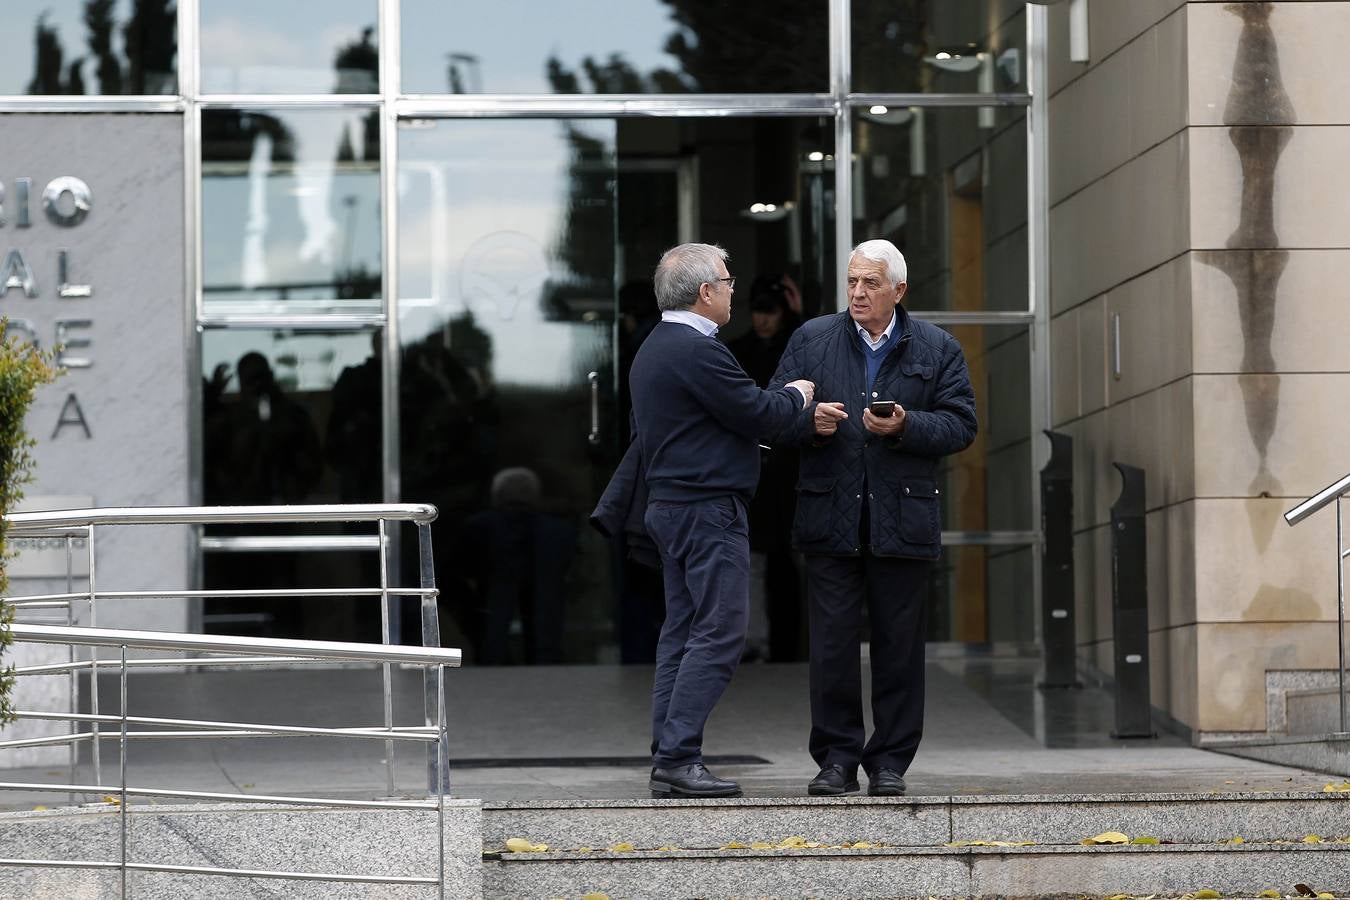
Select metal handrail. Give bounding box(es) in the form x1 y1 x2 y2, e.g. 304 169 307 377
1285 472 1350 526
0 625 456 892
1284 473 1350 734
3 503 446 799
8 623 460 666
4 503 437 533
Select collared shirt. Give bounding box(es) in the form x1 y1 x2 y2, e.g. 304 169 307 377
660 309 807 408
855 310 897 351
662 309 719 337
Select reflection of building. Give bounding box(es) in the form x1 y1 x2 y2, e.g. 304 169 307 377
2 2 1346 745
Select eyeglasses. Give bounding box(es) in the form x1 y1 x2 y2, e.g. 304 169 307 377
714 276 736 290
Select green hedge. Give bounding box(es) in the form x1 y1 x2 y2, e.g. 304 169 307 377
0 325 58 726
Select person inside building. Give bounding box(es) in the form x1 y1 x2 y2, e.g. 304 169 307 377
729 274 807 662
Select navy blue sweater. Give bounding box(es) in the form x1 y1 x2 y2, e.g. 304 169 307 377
630 321 803 503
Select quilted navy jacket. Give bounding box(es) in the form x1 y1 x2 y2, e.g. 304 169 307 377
767 309 977 559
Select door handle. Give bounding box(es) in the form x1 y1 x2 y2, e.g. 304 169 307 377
588 371 601 446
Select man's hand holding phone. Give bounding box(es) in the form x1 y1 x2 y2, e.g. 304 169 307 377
863 399 906 436
814 401 848 436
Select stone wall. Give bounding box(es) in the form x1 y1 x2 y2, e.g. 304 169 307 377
1048 1 1349 735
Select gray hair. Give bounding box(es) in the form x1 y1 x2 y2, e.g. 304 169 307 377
490 467 541 509
850 239 908 286
653 243 729 312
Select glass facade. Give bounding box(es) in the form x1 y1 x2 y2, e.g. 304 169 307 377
1 1 1042 656
200 0 379 94
400 0 829 94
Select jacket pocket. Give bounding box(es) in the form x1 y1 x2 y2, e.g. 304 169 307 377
899 478 940 546
793 476 836 544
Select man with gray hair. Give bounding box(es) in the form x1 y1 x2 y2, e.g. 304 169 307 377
629 242 815 798
769 239 977 797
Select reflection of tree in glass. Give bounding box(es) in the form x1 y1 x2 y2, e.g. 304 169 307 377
86 0 122 94
539 71 614 321
333 25 379 94
543 0 829 95
123 0 177 94
26 0 176 96
203 110 298 163
28 14 76 95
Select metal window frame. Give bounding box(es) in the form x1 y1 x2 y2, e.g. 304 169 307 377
0 0 1051 644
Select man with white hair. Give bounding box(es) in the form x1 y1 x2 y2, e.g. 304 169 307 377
629 242 816 798
768 239 977 796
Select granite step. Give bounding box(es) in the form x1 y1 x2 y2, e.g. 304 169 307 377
484 841 1350 900
483 791 1350 851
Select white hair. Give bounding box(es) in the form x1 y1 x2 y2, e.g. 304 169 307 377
850 240 907 286
654 243 729 311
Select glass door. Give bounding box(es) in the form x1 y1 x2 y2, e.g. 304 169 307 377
397 118 619 664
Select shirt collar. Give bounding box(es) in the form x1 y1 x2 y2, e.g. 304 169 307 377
854 310 897 347
662 309 719 337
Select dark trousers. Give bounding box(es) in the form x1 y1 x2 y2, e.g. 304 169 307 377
645 496 750 767
806 551 931 776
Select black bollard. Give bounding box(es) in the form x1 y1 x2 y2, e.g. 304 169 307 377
1110 462 1155 738
1039 431 1081 689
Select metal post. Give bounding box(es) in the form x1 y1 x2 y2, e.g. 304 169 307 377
418 523 447 794
1338 497 1346 734
436 664 447 889
119 644 128 899
1110 463 1154 739
379 518 395 796
66 536 77 801
88 525 101 787
1039 431 1079 688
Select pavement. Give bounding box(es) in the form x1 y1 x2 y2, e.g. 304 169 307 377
0 655 1339 810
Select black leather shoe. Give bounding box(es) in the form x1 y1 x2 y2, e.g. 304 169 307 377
649 763 741 798
807 764 859 796
867 768 907 796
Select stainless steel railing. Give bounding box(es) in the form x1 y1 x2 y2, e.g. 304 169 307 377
1285 473 1350 734
2 503 444 796
0 625 460 895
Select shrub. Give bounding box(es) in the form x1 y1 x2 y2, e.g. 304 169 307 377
0 325 59 725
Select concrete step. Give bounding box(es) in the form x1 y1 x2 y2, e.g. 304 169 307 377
484 842 1350 900
484 791 1350 851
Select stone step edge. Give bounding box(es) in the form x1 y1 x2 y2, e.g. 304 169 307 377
483 790 1350 811
487 842 1350 862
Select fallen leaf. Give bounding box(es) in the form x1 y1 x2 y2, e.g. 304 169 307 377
946 840 988 847
1316 894 1336 900
607 841 635 852
1322 782 1350 792
1082 831 1129 845
1129 836 1160 845
654 845 679 852
990 840 1035 847
1192 891 1222 899
576 847 592 853
101 795 121 806
31 805 47 812
720 840 748 850
1257 892 1282 899
1105 894 1134 899
1217 836 1245 845
581 894 610 900
1303 834 1324 843
777 836 808 848
749 841 774 850
851 841 877 849
504 838 547 853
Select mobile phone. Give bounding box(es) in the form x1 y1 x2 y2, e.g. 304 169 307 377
869 400 896 418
